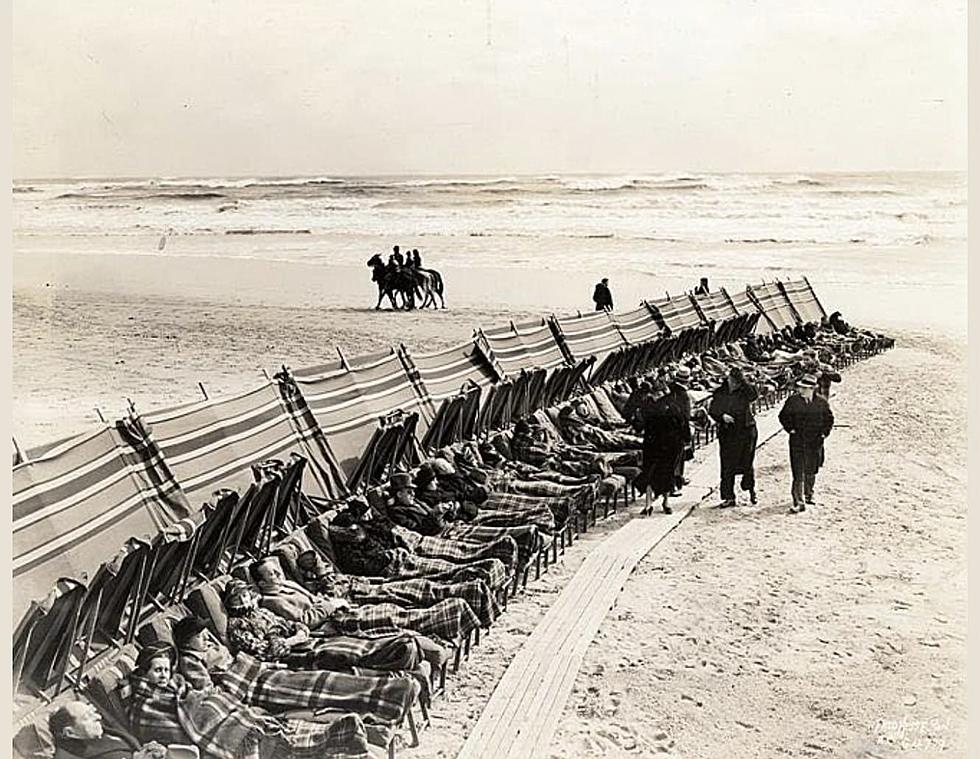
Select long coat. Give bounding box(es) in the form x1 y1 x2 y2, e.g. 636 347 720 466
778 394 834 477
592 283 613 311
634 396 687 496
708 382 759 476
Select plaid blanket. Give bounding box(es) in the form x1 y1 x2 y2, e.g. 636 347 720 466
351 577 500 628
483 491 565 531
414 532 519 573
180 650 415 724
443 523 541 570
388 548 509 590
129 673 277 759
333 598 480 643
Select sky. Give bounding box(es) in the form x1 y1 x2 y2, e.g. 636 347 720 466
12 0 968 178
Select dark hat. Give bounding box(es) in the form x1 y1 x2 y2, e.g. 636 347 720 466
672 366 692 384
414 466 436 490
514 419 531 434
136 642 176 673
796 374 818 389
389 472 413 491
172 617 209 650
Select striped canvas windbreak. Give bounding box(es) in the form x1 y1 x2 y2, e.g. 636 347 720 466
292 349 430 476
406 340 498 406
728 287 775 335
552 311 628 364
142 380 339 505
12 425 189 626
780 279 826 324
610 305 663 346
648 294 705 333
748 282 799 330
692 289 739 322
482 318 569 376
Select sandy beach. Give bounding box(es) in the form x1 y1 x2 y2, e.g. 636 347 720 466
11 243 967 758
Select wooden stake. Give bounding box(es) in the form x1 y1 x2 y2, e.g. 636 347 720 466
198 382 209 401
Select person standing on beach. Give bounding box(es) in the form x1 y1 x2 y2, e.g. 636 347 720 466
708 367 759 508
634 379 686 516
667 366 693 496
592 278 613 311
778 374 834 513
694 277 710 295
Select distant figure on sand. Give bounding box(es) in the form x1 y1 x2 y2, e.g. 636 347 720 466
592 278 613 312
694 277 710 295
778 374 834 513
708 367 759 508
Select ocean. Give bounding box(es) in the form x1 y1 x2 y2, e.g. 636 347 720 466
12 171 967 331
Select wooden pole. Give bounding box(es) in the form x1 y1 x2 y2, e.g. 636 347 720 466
198 382 209 401
94 407 107 423
12 436 26 465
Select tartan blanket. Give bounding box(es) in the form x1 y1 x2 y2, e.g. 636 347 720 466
483 491 565 531
129 673 278 759
443 523 541 570
180 651 415 724
333 599 480 643
391 524 516 570
497 479 598 517
388 548 509 590
351 577 500 628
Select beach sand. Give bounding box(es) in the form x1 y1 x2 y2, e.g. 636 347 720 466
11 250 967 758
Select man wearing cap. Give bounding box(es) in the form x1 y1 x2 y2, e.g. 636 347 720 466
387 472 449 535
667 366 693 496
778 374 834 513
708 367 760 508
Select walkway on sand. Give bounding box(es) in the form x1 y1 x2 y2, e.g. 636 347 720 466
455 408 788 759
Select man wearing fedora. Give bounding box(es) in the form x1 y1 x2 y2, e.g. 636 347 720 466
778 373 835 513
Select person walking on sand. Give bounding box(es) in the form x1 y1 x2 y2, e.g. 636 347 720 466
593 277 613 312
778 374 834 513
634 378 687 515
708 367 759 508
694 277 710 295
667 366 693 497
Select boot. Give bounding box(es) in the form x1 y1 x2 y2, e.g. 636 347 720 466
749 488 758 505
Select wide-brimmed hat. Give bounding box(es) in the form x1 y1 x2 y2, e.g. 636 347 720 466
673 366 692 384
389 472 413 491
796 374 818 389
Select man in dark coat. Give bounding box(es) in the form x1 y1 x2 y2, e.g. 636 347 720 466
694 277 710 295
49 701 167 759
778 374 834 512
592 278 613 312
667 366 693 495
707 367 759 507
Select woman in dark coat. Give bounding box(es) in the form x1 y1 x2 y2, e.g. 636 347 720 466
634 379 687 515
707 367 759 508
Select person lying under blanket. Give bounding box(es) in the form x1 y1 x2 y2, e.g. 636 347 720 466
221 580 450 675
316 506 510 591
128 643 385 759
172 615 419 725
249 555 484 643
292 549 501 628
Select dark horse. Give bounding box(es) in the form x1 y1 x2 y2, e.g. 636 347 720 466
367 254 416 310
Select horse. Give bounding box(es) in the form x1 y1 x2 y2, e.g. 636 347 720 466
413 267 446 309
367 254 416 310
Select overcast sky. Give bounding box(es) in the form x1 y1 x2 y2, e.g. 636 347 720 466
12 0 967 178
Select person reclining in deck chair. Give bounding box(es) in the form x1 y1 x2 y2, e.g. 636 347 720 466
127 644 386 759
322 504 510 591
293 549 501 629
221 580 448 676
556 404 642 454
48 700 173 759
250 555 484 644
172 616 420 725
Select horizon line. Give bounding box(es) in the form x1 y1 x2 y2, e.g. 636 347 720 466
11 168 968 183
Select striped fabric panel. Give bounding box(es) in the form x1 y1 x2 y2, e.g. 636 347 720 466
692 290 739 321
781 279 825 323
143 381 324 503
649 294 704 332
726 288 773 335
611 305 662 345
293 352 428 475
408 340 497 404
750 282 799 329
510 318 568 371
12 427 169 625
481 328 532 377
552 311 627 363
